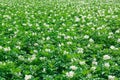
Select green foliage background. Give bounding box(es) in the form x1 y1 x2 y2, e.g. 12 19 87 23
0 0 120 80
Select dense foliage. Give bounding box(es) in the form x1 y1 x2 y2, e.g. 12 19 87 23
0 0 120 80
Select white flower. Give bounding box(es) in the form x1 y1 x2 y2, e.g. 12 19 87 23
0 61 3 64
33 50 38 53
23 23 27 26
97 27 103 30
39 57 46 60
87 73 92 78
46 37 50 40
87 44 91 47
34 43 39 46
93 58 97 61
43 23 49 27
63 51 69 54
108 35 113 39
117 38 120 43
45 49 51 52
66 71 74 78
108 75 115 80
57 35 61 39
36 23 39 27
77 48 84 54
30 54 36 61
115 29 120 33
17 42 21 45
4 47 11 52
25 31 28 34
62 23 66 26
110 46 115 49
104 63 110 68
16 46 21 49
3 15 11 19
28 23 32 27
18 55 24 60
37 27 40 30
84 35 89 39
70 66 77 70
103 55 111 60
32 32 37 36
42 68 46 72
75 16 80 22
0 46 3 49
89 38 94 43
109 32 113 35
64 36 70 39
92 61 98 65
71 58 77 62
79 61 85 65
67 41 72 45
24 75 32 80
110 46 118 50
91 66 96 71
91 28 95 30
8 28 12 31
16 72 22 76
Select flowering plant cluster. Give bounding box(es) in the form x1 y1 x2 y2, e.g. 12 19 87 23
0 0 120 80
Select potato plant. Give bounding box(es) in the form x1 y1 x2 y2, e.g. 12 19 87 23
0 0 120 80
